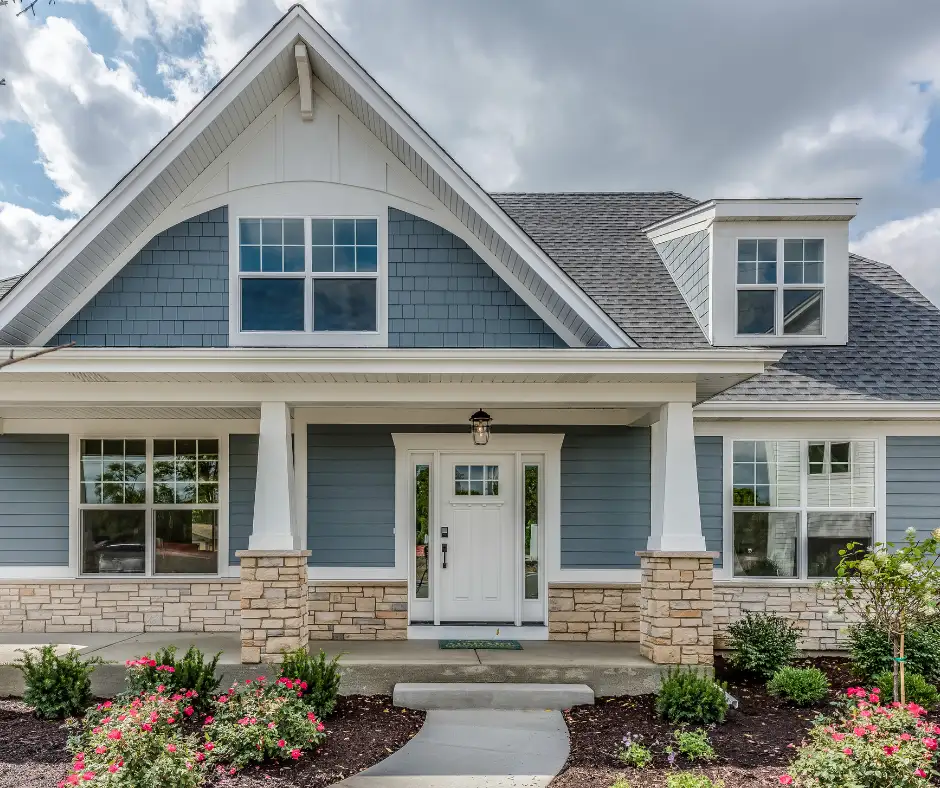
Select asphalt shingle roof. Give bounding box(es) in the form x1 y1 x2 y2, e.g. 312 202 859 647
492 192 709 348
0 276 20 302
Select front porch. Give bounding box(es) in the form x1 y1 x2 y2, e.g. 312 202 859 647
0 632 670 697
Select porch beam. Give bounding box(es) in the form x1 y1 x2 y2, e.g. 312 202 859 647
248 401 299 551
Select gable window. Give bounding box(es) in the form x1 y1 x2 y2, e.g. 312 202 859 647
736 239 824 336
730 439 875 579
79 438 221 576
237 217 380 338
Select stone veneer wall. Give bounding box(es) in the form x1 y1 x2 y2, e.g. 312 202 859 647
308 582 407 640
714 582 855 652
548 584 640 641
0 582 241 633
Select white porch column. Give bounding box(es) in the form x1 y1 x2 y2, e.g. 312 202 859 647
249 401 298 551
647 400 705 552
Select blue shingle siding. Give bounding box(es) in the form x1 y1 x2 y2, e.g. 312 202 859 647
50 208 229 347
0 435 69 566
560 426 651 569
387 209 566 348
228 434 258 564
886 436 940 543
654 230 710 336
695 436 723 566
307 426 396 567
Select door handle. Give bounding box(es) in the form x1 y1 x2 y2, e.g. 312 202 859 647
441 543 448 569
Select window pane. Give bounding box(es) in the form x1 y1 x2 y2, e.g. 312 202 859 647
239 219 261 245
283 246 305 273
80 439 103 504
732 440 800 506
239 245 261 272
757 262 776 284
783 239 803 262
830 441 850 473
757 239 777 262
737 289 775 334
733 512 798 577
313 279 377 332
804 239 824 261
783 261 803 284
803 261 823 284
737 239 757 262
783 289 822 335
82 510 145 574
356 245 378 273
283 219 305 246
241 278 304 331
311 219 333 245
808 442 826 475
261 219 282 245
154 510 218 575
737 262 756 285
808 512 873 578
415 465 430 599
808 440 875 508
356 219 377 245
334 246 356 272
524 465 539 600
312 246 333 272
334 219 355 245
261 245 283 273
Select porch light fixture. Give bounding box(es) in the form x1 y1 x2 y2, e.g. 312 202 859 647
470 409 492 445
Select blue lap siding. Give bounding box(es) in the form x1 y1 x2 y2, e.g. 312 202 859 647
886 436 940 543
695 435 724 566
228 434 259 564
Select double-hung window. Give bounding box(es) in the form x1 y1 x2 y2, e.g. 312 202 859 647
736 238 824 336
79 439 220 575
730 439 875 579
238 217 379 337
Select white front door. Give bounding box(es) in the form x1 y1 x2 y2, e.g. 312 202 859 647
437 454 516 623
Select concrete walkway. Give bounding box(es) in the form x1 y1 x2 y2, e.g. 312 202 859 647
334 709 570 788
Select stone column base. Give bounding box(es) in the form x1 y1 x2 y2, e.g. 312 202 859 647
236 549 311 664
636 551 716 665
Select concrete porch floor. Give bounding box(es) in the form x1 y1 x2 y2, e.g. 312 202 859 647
0 633 670 698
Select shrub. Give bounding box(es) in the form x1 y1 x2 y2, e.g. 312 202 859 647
656 668 727 726
783 686 939 787
616 733 652 768
725 612 799 678
125 645 221 712
848 622 940 684
873 671 939 709
279 647 342 718
666 774 724 788
203 677 326 772
64 691 205 788
767 666 830 707
609 780 631 788
14 645 101 720
673 728 717 762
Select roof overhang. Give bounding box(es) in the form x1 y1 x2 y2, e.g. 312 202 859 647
695 399 940 420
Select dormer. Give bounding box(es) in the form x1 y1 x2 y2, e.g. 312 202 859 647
646 198 860 347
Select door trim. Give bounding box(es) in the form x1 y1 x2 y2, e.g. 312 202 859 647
392 432 564 634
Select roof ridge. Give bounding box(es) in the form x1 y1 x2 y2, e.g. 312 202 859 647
491 190 695 198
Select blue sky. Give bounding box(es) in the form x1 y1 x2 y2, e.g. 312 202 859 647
3 0 940 302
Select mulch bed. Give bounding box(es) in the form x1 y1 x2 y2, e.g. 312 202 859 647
550 656 857 788
0 695 425 788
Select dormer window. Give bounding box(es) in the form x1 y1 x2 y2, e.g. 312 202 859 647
736 238 824 336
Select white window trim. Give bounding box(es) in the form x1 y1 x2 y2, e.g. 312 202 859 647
723 435 882 583
734 237 826 338
232 214 388 348
68 432 230 581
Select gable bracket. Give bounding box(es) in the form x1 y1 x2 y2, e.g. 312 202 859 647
295 42 314 121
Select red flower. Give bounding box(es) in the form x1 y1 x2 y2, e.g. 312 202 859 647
82 773 95 782
166 744 177 753
884 745 899 755
779 777 793 785
205 743 214 752
268 722 276 729
204 716 214 725
916 768 928 778
290 749 301 760
277 739 286 748
843 747 853 755
94 746 106 755
141 723 152 732
102 701 112 710
923 737 938 751
902 733 912 741
108 764 120 774
196 753 206 762
107 730 122 741
853 727 867 737
184 706 194 717
317 723 325 732
832 733 845 742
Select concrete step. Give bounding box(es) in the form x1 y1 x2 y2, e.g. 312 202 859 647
393 682 594 710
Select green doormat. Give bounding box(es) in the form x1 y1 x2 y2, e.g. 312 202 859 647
439 639 522 650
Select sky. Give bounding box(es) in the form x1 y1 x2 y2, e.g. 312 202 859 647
2 0 940 303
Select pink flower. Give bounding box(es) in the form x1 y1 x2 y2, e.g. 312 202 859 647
290 749 301 760
277 739 286 747
74 753 85 762
82 772 95 781
832 733 846 742
205 743 214 752
916 768 928 778
779 777 793 786
307 713 317 722
141 723 152 732
884 745 899 755
853 727 866 737
167 718 175 724
902 733 912 741
166 744 177 753
218 696 228 704
299 681 307 690
843 747 853 755
268 722 276 729
196 753 206 762
317 723 325 732
184 706 194 717
923 737 938 751
102 701 112 710
156 685 165 693
249 718 257 725
185 690 194 698
204 716 214 725
107 730 122 741
108 764 120 774
94 746 107 755
237 717 249 726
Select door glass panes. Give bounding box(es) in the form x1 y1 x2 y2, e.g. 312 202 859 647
154 510 218 574
81 510 146 574
80 439 146 504
454 465 499 496
807 512 873 578
732 512 798 577
524 465 539 600
415 465 430 599
153 439 219 504
732 440 800 507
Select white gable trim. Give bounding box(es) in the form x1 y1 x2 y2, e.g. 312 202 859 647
0 5 633 349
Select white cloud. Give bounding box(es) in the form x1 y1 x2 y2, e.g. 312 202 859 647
853 209 940 306
0 202 75 276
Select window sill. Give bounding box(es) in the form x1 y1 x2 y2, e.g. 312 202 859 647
231 331 387 348
716 578 837 587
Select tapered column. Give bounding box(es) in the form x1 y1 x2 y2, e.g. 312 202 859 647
249 401 298 551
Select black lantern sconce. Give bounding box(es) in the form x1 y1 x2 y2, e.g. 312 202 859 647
470 409 492 445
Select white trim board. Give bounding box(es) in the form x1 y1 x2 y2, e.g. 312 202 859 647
408 625 549 641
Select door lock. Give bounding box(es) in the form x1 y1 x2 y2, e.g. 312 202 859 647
441 527 448 538
441 543 448 569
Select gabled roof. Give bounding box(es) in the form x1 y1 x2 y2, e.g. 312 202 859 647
0 4 630 349
0 276 20 302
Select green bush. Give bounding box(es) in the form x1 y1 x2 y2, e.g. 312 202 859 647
766 666 830 706
616 735 652 768
725 612 798 678
279 647 342 718
873 670 940 708
656 667 727 726
848 622 940 683
673 728 717 762
14 645 101 719
609 780 631 788
666 774 724 788
124 645 221 712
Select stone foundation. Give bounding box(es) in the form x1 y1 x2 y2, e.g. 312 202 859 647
714 582 855 652
637 551 716 665
237 550 310 664
0 581 240 633
548 584 640 641
308 582 408 640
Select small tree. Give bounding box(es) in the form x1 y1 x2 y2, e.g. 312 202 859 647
830 527 940 704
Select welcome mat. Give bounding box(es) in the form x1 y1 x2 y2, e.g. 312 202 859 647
439 639 522 650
